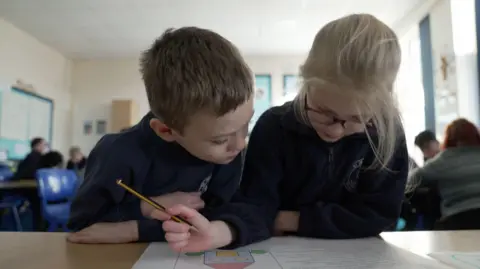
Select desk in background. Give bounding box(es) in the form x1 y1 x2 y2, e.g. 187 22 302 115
1 231 480 269
0 179 37 189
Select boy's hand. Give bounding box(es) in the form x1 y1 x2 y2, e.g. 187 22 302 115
66 221 138 244
141 192 205 220
274 211 300 233
162 205 234 252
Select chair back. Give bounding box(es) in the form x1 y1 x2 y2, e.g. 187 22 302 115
0 166 13 181
36 169 77 202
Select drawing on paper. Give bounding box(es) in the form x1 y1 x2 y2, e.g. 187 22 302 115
173 249 271 269
429 252 480 269
204 249 254 269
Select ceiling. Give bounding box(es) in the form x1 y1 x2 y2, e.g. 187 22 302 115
0 0 426 59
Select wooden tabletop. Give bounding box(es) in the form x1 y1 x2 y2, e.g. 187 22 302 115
0 233 147 269
0 231 479 269
0 179 37 189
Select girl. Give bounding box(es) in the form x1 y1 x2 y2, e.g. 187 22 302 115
151 14 409 252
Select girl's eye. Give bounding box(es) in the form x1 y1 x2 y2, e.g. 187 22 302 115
211 139 228 145
351 117 362 124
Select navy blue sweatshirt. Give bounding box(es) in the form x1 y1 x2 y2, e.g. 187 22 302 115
12 151 42 180
208 102 409 248
68 113 243 242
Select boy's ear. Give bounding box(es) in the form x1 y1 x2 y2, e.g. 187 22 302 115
149 118 176 142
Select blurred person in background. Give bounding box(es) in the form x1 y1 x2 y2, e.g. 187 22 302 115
12 137 48 180
409 118 480 230
414 130 440 162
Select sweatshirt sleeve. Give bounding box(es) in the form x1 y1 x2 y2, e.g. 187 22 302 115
297 136 409 238
67 136 165 242
206 110 283 248
408 152 450 184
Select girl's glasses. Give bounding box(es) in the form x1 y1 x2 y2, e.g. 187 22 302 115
304 97 369 131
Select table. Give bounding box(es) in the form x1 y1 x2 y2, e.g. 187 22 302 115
381 230 480 256
0 232 147 269
1 231 479 269
0 179 37 189
0 179 41 230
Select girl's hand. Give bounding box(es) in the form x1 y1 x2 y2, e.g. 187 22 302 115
162 205 234 253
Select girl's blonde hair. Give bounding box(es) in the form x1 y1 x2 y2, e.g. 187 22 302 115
294 14 402 170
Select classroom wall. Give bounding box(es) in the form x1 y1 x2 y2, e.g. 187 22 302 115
427 0 479 137
0 18 73 156
71 55 305 153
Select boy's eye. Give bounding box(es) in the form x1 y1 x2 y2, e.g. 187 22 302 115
211 139 228 145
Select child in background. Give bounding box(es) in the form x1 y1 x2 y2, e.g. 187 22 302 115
66 146 87 184
410 118 480 229
38 151 64 169
67 27 254 244
66 146 87 171
155 14 409 252
414 130 440 162
12 137 48 180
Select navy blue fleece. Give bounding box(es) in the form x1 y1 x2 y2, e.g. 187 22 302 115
68 113 243 242
208 102 409 248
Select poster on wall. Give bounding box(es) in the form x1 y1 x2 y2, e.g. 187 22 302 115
283 75 299 103
96 120 107 135
249 75 272 134
83 121 93 135
283 75 299 95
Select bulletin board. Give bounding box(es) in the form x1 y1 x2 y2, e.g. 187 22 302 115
249 75 272 134
283 74 299 96
0 87 53 160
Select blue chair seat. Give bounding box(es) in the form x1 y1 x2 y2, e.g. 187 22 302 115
36 169 78 232
44 203 71 223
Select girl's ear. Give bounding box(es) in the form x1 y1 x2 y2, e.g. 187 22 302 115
149 118 176 142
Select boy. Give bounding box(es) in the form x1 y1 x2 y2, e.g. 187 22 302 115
12 137 48 180
67 27 254 244
414 130 440 162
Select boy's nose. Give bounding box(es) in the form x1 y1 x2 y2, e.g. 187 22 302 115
229 134 247 153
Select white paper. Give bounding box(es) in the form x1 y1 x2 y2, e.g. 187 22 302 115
132 237 448 269
429 252 480 269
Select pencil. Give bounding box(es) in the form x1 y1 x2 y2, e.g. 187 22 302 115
116 179 192 226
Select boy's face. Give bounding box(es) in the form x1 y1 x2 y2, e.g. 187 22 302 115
421 141 440 160
70 151 83 163
162 98 254 164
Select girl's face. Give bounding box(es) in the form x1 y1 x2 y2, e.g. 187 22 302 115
305 89 369 142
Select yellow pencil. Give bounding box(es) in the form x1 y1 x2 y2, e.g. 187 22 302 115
116 179 192 226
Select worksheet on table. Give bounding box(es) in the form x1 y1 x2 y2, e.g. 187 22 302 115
132 237 449 269
429 252 480 269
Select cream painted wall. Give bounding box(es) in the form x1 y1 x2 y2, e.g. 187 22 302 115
71 55 305 153
0 18 72 156
427 0 480 139
429 0 458 137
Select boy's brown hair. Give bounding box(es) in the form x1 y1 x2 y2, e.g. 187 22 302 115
140 27 253 131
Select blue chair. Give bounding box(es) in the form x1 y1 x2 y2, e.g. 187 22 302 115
0 166 24 231
36 169 78 231
0 166 13 181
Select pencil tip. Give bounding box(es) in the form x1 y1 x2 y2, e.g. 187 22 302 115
116 179 122 184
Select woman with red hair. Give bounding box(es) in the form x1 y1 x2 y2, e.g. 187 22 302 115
443 118 480 148
409 118 480 230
